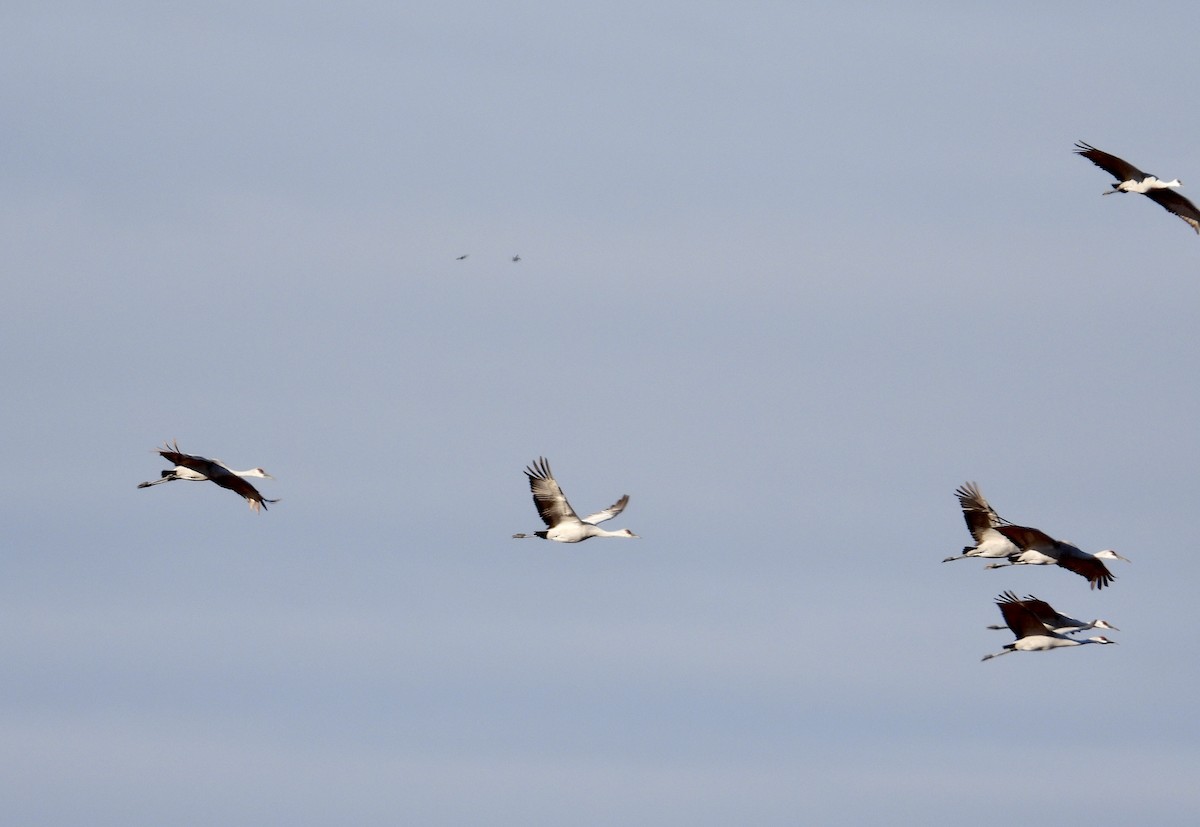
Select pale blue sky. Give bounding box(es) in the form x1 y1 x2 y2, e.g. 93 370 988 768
4 3 1200 824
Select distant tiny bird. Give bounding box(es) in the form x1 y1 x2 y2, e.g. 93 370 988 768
944 482 1128 589
1075 140 1200 234
456 254 469 260
981 592 1117 662
511 254 521 262
512 457 638 542
985 590 1118 636
138 441 278 512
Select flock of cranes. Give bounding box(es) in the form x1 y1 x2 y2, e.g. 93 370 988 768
138 140 1185 663
136 446 1125 663
944 482 1127 661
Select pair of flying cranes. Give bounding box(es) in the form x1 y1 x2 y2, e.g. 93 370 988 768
136 448 634 539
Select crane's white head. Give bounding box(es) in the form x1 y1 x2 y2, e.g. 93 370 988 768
1094 549 1130 563
620 529 639 538
1092 620 1120 632
247 468 274 479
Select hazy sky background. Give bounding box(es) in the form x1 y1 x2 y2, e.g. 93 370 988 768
4 3 1200 824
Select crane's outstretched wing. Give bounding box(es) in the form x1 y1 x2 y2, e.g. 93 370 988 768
955 482 1010 543
157 440 224 479
582 495 629 525
1074 141 1147 181
1056 553 1115 590
1145 188 1200 233
524 457 579 527
997 591 1061 628
994 595 1047 638
214 474 278 511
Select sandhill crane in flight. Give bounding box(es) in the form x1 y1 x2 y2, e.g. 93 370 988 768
981 592 1117 661
512 457 638 542
138 441 279 512
943 482 1128 589
1075 141 1200 234
456 254 469 260
985 591 1118 636
942 482 1018 563
511 254 521 262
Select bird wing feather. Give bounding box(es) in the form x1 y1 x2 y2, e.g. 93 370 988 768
1056 553 1115 590
582 495 629 525
157 442 225 479
995 596 1049 638
1008 593 1061 626
955 482 1008 542
1144 188 1200 233
524 457 580 527
1075 141 1146 181
995 524 1057 550
996 590 1055 622
211 473 275 510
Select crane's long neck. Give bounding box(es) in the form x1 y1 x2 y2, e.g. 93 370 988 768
589 526 635 538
